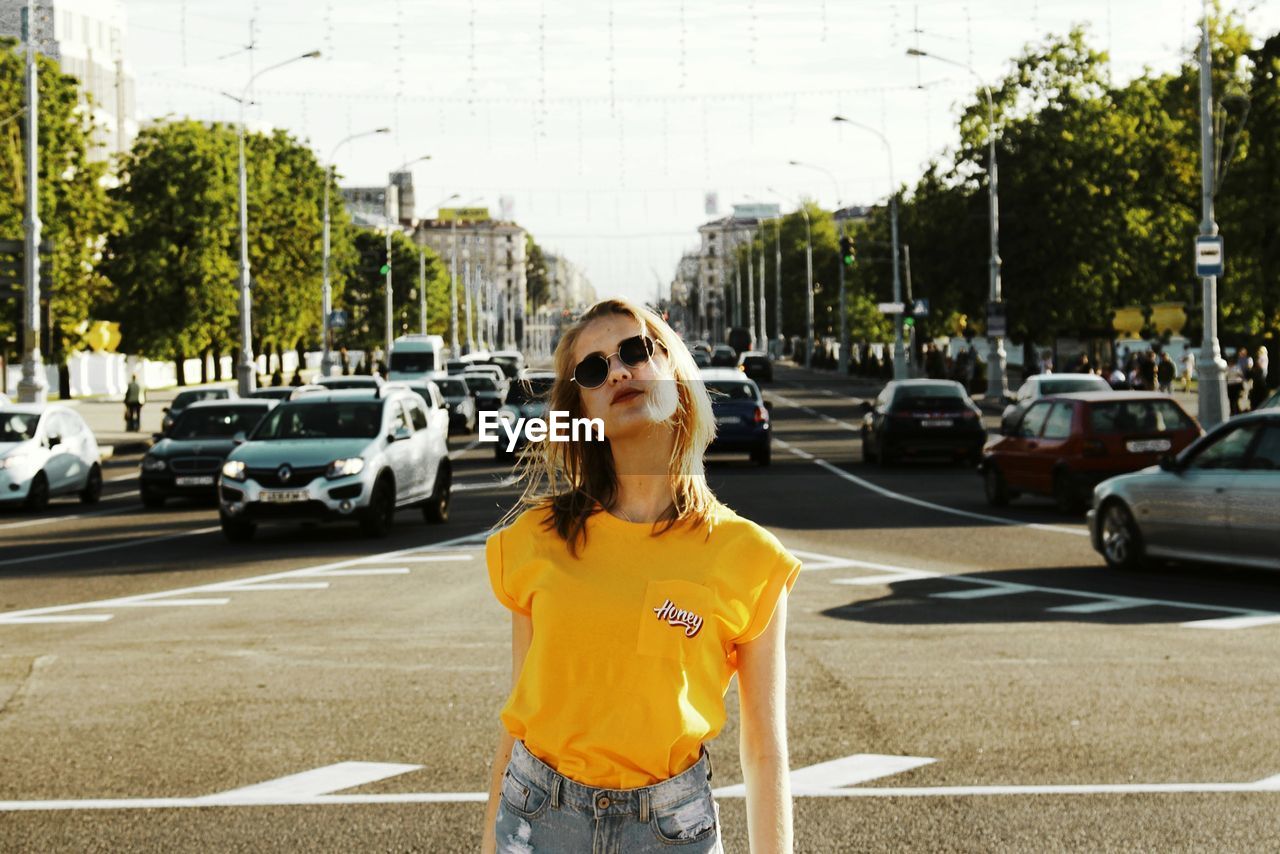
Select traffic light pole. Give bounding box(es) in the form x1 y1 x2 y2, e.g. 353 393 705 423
837 224 847 375
17 0 45 403
1196 0 1229 429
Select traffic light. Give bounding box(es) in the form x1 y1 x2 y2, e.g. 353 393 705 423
379 263 391 275
839 235 855 267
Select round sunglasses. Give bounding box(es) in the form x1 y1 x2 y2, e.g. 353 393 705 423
571 334 662 389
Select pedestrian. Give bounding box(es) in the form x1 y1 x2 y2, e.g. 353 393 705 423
1139 351 1157 392
124 374 145 432
1157 352 1175 394
1258 345 1271 389
1108 363 1127 389
481 298 800 854
1247 357 1268 410
1181 348 1195 393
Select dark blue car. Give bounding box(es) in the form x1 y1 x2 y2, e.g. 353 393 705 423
702 369 771 466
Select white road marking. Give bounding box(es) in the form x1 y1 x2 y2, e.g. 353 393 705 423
0 502 132 532
454 474 519 493
448 438 482 458
304 568 410 577
1047 597 1150 614
0 529 493 628
1182 614 1280 631
201 762 422 804
3 762 1278 810
111 598 230 608
106 472 138 483
0 525 222 569
214 582 330 591
931 585 1036 600
715 754 937 798
366 554 474 563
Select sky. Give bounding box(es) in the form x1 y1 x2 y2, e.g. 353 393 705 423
122 0 1280 306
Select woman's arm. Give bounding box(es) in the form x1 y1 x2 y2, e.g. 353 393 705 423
480 610 533 854
736 587 793 854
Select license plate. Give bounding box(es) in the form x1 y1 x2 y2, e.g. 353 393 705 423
1126 438 1171 454
174 476 214 487
921 419 954 428
716 415 743 425
260 489 309 503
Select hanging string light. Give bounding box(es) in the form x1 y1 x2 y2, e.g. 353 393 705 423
324 1 334 59
679 0 687 89
179 0 188 67
608 0 617 118
468 0 477 117
749 0 757 66
539 0 548 137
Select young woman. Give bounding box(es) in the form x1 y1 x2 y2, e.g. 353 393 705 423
481 299 801 853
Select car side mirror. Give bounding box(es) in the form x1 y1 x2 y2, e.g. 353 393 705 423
162 407 170 413
764 400 773 412
856 401 872 416
1158 454 1180 473
390 426 412 442
46 434 61 447
232 431 247 445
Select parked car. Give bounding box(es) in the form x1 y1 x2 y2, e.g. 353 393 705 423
316 375 384 391
691 351 712 368
710 344 738 367
1002 373 1112 434
702 368 771 466
139 399 276 507
737 351 773 384
217 387 451 541
249 387 295 401
387 334 447 382
429 375 477 433
489 350 526 379
982 391 1202 514
464 363 509 389
493 371 556 462
861 380 986 467
0 404 102 510
1089 410 1280 571
162 386 235 435
445 359 470 375
464 373 508 412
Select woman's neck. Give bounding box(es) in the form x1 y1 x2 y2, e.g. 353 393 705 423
608 425 677 522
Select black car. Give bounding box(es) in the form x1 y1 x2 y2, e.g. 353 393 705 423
860 379 987 466
710 345 738 367
432 375 478 433
464 374 507 412
160 387 236 434
249 387 295 401
737 351 773 384
702 369 771 466
494 372 556 461
140 399 275 506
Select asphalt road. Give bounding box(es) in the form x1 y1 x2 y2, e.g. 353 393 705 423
2 364 1279 852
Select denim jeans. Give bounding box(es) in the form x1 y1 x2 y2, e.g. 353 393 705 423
495 740 724 853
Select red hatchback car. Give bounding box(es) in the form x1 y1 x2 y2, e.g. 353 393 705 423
981 392 1202 513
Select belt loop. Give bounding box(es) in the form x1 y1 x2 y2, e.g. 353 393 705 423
704 745 713 781
639 789 649 824
551 776 561 810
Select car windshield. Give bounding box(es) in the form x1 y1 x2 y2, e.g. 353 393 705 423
1040 377 1108 394
0 412 39 441
706 381 757 401
173 390 222 409
390 351 435 373
743 357 768 367
170 406 267 440
252 402 384 440
1089 400 1194 434
434 379 468 397
507 377 555 405
465 376 497 392
320 378 376 389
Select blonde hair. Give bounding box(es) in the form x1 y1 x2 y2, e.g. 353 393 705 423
502 298 719 555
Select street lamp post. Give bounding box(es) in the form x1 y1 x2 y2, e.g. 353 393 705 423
17 0 44 403
1195 0 1229 428
321 127 390 378
444 196 481 355
790 159 852 373
385 155 431 363
223 48 320 396
830 117 906 381
769 188 814 368
907 48 1005 399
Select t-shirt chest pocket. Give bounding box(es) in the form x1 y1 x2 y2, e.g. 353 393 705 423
637 579 714 663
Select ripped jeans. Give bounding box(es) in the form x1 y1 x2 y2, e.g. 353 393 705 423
495 740 724 854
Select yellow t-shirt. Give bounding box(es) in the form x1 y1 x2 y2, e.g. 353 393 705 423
486 501 802 790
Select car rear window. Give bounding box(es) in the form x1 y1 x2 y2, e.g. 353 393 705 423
705 381 758 401
1040 377 1109 395
892 385 967 411
742 357 768 368
173 389 223 408
170 406 267 440
464 376 497 392
390 351 436 373
252 402 384 440
1088 400 1194 434
434 379 467 397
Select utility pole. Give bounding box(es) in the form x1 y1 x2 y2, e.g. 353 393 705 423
1196 0 1229 428
758 220 767 349
384 182 396 362
746 238 756 349
17 0 45 403
773 218 782 358
450 217 459 353
418 246 427 335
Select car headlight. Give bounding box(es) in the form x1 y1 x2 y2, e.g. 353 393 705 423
0 453 30 471
221 460 246 481
141 455 167 472
326 457 365 479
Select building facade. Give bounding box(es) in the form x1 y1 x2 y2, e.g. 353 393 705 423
544 251 595 314
0 0 137 159
693 204 778 342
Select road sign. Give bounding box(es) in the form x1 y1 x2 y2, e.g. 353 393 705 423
1195 235 1224 277
328 310 348 330
987 301 1007 338
911 299 929 316
878 302 905 315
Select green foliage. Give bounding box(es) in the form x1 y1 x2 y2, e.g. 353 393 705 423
526 235 549 309
335 229 447 351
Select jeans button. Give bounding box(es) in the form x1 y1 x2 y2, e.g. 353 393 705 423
597 796 610 809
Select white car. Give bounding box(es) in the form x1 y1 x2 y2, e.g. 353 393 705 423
1001 373 1112 434
0 404 103 510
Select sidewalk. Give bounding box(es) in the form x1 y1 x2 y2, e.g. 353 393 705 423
67 383 236 458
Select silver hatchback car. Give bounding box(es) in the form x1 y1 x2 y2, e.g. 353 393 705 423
1089 410 1280 572
218 388 450 541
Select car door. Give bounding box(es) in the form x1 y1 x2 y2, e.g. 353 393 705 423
405 397 434 500
1002 401 1052 490
1227 423 1280 567
385 400 417 503
1135 422 1257 557
1026 400 1075 495
41 412 77 493
57 410 91 491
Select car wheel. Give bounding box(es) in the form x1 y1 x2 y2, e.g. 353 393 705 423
422 462 452 524
751 441 771 467
360 476 396 537
220 516 255 543
1053 470 1084 514
1100 501 1144 571
25 472 49 512
983 465 1010 507
140 485 166 509
80 464 103 504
